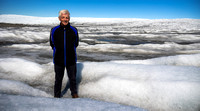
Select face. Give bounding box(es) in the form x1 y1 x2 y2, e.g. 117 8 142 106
59 13 70 26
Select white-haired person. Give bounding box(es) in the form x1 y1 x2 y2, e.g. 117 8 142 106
50 9 79 98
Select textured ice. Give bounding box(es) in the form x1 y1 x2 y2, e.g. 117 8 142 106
0 79 51 97
112 53 200 67
0 57 200 111
0 58 44 80
0 15 200 111
78 61 200 111
0 94 145 111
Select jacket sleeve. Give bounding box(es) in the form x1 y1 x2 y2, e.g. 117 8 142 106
75 28 79 48
49 28 54 50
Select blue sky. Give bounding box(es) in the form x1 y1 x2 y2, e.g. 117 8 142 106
0 0 200 19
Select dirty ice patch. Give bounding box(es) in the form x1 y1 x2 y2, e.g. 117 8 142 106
0 79 52 97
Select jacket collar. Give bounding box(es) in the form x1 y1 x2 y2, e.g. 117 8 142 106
60 22 70 29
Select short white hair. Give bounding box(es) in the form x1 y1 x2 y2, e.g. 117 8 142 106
59 9 70 17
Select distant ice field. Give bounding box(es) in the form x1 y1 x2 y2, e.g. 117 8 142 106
0 15 200 111
1 15 200 61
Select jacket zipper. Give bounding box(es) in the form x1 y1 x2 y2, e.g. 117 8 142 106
64 28 66 66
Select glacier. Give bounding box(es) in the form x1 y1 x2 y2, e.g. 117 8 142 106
0 14 200 111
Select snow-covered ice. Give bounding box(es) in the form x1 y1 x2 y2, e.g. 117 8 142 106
0 80 51 97
0 15 200 111
0 94 145 111
112 53 200 67
0 57 199 111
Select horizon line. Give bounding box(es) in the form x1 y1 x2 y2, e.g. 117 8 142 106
1 14 200 20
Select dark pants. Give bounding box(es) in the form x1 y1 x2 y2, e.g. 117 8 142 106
54 64 77 97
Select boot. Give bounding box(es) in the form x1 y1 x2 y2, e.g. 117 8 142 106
72 94 79 98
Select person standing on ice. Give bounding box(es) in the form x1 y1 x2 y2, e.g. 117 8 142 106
50 9 79 98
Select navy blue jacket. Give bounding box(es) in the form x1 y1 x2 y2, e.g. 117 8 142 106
50 23 79 66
